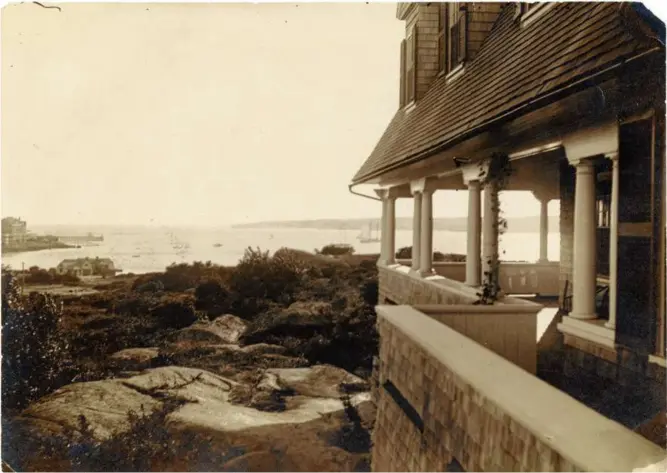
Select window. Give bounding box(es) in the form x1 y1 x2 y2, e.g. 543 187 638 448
400 27 417 107
438 3 467 75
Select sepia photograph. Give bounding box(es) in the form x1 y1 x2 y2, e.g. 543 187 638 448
1 1 666 471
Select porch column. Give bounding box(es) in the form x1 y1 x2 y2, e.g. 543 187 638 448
482 181 499 281
606 153 619 329
411 191 422 272
378 192 396 266
465 180 482 286
419 188 435 276
539 198 549 263
570 159 597 320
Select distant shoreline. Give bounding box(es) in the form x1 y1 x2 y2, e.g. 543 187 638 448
2 241 74 255
232 215 560 233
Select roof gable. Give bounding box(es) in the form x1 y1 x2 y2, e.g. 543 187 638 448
352 2 660 184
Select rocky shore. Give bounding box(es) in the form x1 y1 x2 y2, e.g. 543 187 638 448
2 247 379 471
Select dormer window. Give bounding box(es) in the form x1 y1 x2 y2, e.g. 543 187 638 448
438 2 468 75
399 26 417 107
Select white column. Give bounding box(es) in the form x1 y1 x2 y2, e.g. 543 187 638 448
539 198 549 263
385 196 396 265
411 191 422 272
482 181 499 282
606 153 619 329
419 189 434 276
570 160 597 320
380 197 388 263
465 180 482 286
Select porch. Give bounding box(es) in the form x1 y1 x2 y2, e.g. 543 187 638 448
372 305 667 472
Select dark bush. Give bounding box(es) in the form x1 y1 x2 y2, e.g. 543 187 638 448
23 267 81 286
194 280 230 318
150 297 198 330
395 247 465 262
227 247 304 318
1 273 73 415
316 243 355 256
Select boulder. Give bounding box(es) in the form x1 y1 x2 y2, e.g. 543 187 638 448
108 347 160 371
171 314 247 345
9 365 372 472
241 302 334 345
267 365 369 399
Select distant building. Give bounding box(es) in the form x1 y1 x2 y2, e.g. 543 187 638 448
56 257 117 277
1 217 27 247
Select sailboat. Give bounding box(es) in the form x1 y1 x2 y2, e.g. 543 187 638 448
357 221 381 243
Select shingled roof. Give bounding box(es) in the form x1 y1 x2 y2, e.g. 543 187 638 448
351 2 662 184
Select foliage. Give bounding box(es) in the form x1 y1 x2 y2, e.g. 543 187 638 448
131 261 234 293
394 246 463 262
316 243 355 256
476 152 513 305
227 247 305 318
1 273 74 414
23 267 81 286
4 398 237 472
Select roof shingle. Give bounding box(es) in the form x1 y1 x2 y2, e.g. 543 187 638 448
351 2 658 184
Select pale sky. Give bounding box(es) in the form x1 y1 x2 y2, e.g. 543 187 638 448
1 2 558 226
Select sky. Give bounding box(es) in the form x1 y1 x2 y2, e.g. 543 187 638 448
7 1 662 226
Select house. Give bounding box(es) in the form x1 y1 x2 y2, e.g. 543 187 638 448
57 257 117 277
349 3 666 471
1 217 27 247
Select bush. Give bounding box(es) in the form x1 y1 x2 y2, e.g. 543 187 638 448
395 247 465 262
227 247 305 318
23 267 81 286
1 273 73 415
317 243 355 256
4 398 237 472
194 280 230 318
150 296 198 330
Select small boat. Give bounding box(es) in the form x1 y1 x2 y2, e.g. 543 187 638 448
132 254 141 258
213 243 223 248
357 222 381 243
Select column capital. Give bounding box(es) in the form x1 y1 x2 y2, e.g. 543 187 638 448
410 177 438 195
374 187 403 200
605 151 619 162
461 162 485 186
571 158 596 170
531 190 553 203
563 119 619 165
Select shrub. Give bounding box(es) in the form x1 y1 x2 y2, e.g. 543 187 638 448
1 273 73 414
395 247 464 262
150 296 198 330
194 280 230 318
317 243 355 256
227 247 304 318
23 267 82 286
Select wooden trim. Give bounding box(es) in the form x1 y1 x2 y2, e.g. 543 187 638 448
437 4 447 74
399 39 406 108
406 27 417 104
618 222 653 237
653 108 666 357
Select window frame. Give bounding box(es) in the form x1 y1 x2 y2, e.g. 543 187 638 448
438 2 468 77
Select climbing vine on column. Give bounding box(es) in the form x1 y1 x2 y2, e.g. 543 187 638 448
475 152 512 305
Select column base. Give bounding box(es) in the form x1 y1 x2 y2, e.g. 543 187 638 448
568 312 598 321
604 321 616 330
419 269 435 278
409 268 421 277
537 258 549 264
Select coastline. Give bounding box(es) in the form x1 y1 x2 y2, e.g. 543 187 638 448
2 241 75 255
